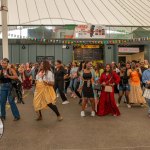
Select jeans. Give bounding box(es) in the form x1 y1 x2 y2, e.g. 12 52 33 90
69 78 77 92
147 99 150 114
0 83 20 118
74 81 82 99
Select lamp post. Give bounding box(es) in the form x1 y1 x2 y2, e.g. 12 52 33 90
1 0 8 59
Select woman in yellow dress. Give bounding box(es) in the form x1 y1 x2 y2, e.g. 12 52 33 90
33 60 63 121
129 63 146 106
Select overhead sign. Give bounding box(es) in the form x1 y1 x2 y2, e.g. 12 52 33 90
81 45 100 49
119 47 139 53
36 56 55 63
74 24 105 39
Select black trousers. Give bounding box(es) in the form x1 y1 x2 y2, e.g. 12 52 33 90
54 80 67 102
65 81 70 93
47 103 60 116
38 103 60 117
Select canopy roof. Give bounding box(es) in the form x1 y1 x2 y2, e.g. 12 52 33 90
0 0 150 26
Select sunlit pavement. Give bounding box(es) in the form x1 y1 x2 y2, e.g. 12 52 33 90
0 91 150 150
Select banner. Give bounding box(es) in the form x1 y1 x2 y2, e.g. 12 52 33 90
74 24 105 39
119 47 139 53
81 45 99 49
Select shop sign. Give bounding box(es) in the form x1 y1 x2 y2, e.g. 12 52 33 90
119 47 139 53
81 45 100 49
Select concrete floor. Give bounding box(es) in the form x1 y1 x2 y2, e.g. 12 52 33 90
1 91 150 150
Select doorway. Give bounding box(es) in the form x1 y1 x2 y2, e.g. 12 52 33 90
119 56 126 63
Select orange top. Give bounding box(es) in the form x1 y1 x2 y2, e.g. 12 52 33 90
130 70 141 86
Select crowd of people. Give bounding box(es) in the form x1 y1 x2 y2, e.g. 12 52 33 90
0 58 150 122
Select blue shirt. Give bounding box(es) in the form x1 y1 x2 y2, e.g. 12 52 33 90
142 69 150 84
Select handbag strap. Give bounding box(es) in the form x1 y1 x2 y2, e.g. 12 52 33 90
106 74 113 84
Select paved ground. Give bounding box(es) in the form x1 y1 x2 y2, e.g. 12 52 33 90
1 91 150 150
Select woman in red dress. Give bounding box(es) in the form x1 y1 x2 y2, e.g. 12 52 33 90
23 63 32 89
97 64 120 116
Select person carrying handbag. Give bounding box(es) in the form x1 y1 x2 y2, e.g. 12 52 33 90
97 64 120 117
142 65 150 117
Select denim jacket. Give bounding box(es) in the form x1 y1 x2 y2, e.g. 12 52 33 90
142 69 150 84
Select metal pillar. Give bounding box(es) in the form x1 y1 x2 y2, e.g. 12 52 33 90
113 44 118 63
104 45 114 64
1 0 8 59
144 44 150 62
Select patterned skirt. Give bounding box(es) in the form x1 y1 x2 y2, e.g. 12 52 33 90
33 81 56 111
129 85 146 104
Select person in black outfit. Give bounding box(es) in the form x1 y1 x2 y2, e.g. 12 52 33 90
64 64 71 95
54 60 69 104
117 64 131 108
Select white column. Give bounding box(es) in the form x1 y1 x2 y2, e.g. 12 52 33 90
1 0 8 59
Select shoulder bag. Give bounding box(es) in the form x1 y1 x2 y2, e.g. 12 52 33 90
104 76 113 93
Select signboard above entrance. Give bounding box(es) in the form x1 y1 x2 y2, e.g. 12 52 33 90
36 56 55 63
119 47 140 53
81 45 99 49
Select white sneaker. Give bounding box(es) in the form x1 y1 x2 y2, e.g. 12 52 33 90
127 104 131 108
91 111 95 117
62 101 69 105
81 111 85 117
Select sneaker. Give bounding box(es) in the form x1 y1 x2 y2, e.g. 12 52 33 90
127 104 131 108
62 101 69 105
91 111 95 117
81 111 85 117
57 116 63 121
